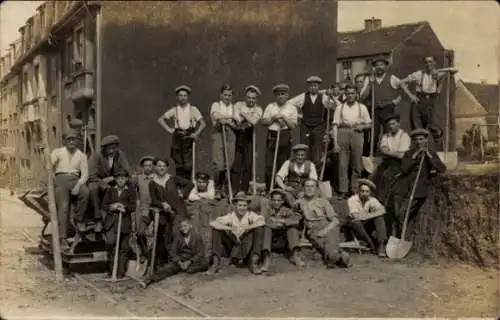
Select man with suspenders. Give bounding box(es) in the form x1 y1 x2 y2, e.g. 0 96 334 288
158 85 206 180
331 85 372 198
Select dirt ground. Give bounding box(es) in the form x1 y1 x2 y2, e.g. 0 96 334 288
0 190 498 318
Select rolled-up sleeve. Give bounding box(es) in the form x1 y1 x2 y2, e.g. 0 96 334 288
283 104 298 127
332 105 342 125
78 153 89 185
276 160 290 180
287 93 305 109
359 104 372 124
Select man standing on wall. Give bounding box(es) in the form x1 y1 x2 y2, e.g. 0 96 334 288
158 86 206 180
231 85 263 195
262 84 298 192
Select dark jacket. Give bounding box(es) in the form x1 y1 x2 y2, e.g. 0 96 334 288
149 175 194 218
261 201 301 229
102 185 137 238
393 148 446 198
88 150 132 183
168 231 205 263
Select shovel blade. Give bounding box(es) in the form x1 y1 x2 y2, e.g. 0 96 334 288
318 182 333 199
386 236 412 259
361 156 377 174
126 259 148 279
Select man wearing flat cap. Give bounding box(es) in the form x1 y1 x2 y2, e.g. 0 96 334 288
275 144 317 206
231 85 263 195
359 57 413 154
371 113 411 206
50 131 90 251
262 84 298 191
391 128 446 238
158 85 206 180
288 76 338 166
67 118 86 152
346 179 387 257
88 134 132 231
135 156 156 234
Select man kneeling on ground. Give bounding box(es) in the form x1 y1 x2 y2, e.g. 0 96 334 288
206 193 265 275
346 179 387 257
296 179 351 268
261 189 305 272
140 218 208 288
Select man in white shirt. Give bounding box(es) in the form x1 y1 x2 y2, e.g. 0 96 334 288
188 172 215 202
288 76 334 166
231 85 263 195
262 84 298 191
158 85 206 180
371 113 411 204
51 132 90 250
345 179 387 257
331 85 372 198
402 56 446 141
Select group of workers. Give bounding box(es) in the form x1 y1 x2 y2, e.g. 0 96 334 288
49 55 448 285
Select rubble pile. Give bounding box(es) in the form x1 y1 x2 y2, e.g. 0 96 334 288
411 173 499 269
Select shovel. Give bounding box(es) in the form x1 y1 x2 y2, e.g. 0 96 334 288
269 127 281 194
318 108 332 199
362 78 377 174
126 233 148 279
252 127 257 195
147 209 161 277
104 209 126 282
386 154 425 259
192 140 196 182
222 124 233 203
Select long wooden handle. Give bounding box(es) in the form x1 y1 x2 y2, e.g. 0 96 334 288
400 154 425 240
111 211 123 280
148 209 160 277
221 125 233 203
191 140 196 181
444 72 451 159
319 108 331 180
370 80 375 157
252 128 257 195
269 128 281 192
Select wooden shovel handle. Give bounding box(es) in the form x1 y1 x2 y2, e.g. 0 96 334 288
269 127 281 193
400 154 425 240
111 211 123 280
221 125 233 203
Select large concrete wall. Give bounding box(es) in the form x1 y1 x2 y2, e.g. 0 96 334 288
100 1 338 176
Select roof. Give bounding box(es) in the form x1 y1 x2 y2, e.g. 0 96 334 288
338 21 427 59
463 82 499 114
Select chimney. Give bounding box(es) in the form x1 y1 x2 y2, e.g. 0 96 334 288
480 79 488 84
364 17 382 32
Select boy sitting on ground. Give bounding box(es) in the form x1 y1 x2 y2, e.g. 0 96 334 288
188 172 216 202
102 169 137 279
206 193 265 275
139 217 208 287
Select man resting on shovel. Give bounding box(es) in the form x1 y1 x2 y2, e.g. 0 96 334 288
345 179 387 257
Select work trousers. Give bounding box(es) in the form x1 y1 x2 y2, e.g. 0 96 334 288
88 181 110 220
54 173 89 241
410 93 441 140
231 128 254 195
306 221 342 263
262 226 301 252
337 128 364 194
171 129 195 181
265 130 292 192
106 233 130 278
373 104 396 156
300 123 326 166
149 256 209 282
393 194 427 238
211 227 264 261
346 216 387 244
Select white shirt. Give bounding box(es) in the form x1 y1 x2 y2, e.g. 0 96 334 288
277 160 318 180
262 102 298 131
50 147 88 185
404 70 442 93
332 102 372 126
347 194 385 221
188 180 216 201
287 92 331 109
211 211 265 234
162 104 203 130
233 101 263 126
379 129 411 153
360 74 402 105
210 101 235 125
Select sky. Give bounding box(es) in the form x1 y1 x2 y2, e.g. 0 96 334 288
1 0 498 83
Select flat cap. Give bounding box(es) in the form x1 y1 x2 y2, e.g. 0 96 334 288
195 172 210 180
113 168 129 177
69 118 84 128
139 155 155 166
175 85 192 94
371 57 390 66
410 128 430 138
357 178 376 191
101 135 120 146
384 113 400 123
306 75 323 84
272 84 289 94
245 85 261 95
269 188 287 197
64 132 78 139
232 191 251 203
292 144 309 151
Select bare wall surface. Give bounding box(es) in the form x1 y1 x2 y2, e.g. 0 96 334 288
100 0 338 175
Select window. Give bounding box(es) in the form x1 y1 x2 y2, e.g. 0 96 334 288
73 28 84 68
365 58 374 72
33 65 40 97
342 60 353 81
46 55 57 94
63 37 73 79
22 72 29 102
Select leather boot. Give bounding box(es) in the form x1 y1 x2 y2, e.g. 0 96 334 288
249 254 262 275
261 251 270 272
290 250 305 268
377 241 387 257
206 255 221 275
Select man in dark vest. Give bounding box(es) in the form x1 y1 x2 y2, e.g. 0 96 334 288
288 76 335 166
359 58 410 154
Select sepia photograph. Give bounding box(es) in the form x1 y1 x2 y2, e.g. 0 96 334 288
0 0 498 318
